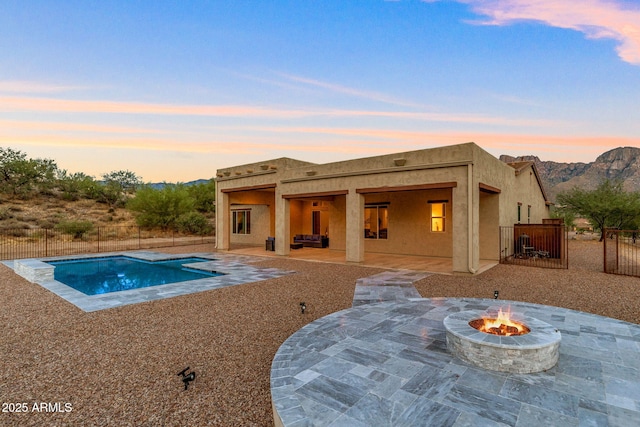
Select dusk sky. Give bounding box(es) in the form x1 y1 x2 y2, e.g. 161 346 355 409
2 0 639 182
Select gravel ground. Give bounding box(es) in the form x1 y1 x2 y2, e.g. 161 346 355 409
1 239 638 426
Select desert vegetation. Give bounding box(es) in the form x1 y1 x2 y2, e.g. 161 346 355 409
0 147 215 239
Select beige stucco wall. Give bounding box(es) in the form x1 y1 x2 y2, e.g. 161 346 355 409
229 204 270 246
479 192 500 260
362 189 453 257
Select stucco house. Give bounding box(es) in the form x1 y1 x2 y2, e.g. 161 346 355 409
215 142 550 274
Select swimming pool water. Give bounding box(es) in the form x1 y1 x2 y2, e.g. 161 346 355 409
48 256 222 295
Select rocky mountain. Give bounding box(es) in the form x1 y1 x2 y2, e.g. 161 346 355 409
500 147 640 201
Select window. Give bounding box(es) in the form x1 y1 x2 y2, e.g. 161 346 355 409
232 210 251 234
430 202 446 232
364 205 388 239
517 203 522 223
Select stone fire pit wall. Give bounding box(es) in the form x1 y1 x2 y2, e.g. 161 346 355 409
444 310 561 374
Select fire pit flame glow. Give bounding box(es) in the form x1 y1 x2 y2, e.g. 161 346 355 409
469 307 530 336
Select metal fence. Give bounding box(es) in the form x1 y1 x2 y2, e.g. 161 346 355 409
0 226 215 260
499 224 569 269
603 228 640 277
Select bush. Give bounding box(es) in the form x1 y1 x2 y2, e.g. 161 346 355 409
0 218 31 230
0 207 12 220
127 184 194 230
175 212 213 235
55 219 94 239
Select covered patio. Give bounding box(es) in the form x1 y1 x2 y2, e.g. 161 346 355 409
225 245 497 274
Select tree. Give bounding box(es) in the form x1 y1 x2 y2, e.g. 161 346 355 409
556 180 640 241
57 170 98 201
102 170 142 194
99 170 142 207
186 179 216 213
126 184 194 230
0 147 58 198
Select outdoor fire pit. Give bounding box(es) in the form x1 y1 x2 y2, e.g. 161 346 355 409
443 307 561 374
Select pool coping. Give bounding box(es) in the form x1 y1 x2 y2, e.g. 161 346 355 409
4 251 295 312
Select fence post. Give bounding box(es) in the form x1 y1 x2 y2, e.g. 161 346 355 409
604 228 608 273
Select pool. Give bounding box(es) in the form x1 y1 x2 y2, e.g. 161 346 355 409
48 256 222 295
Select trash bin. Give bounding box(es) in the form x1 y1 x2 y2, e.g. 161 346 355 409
265 237 275 251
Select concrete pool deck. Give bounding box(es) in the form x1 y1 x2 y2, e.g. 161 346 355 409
4 251 294 312
271 272 640 426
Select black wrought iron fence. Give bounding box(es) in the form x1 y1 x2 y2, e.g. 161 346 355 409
0 226 215 260
603 228 640 277
499 224 568 269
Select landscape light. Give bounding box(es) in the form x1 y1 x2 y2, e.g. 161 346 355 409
177 367 196 390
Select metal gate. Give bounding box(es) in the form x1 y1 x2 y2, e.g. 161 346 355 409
603 228 640 277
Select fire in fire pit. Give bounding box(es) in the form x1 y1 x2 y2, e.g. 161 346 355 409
469 307 530 336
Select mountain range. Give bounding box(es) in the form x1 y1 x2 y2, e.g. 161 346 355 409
500 147 640 202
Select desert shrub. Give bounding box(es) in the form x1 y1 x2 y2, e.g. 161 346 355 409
0 218 31 229
4 228 29 237
36 219 56 229
127 184 194 230
0 207 12 220
0 219 31 237
175 212 213 235
55 219 94 239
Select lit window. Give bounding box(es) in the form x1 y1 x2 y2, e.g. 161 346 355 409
232 210 251 234
364 205 388 239
430 203 445 232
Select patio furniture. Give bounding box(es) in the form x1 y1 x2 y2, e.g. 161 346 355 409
292 234 329 248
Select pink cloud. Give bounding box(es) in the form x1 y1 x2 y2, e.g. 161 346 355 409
0 119 161 135
0 80 89 94
0 96 310 118
449 0 640 65
0 95 555 127
3 125 636 166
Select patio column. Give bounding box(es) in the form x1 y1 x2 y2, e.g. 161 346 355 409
217 191 230 250
275 194 291 256
345 191 364 263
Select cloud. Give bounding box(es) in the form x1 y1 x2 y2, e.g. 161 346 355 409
0 80 89 94
437 0 640 65
0 96 555 128
0 119 161 135
276 73 426 108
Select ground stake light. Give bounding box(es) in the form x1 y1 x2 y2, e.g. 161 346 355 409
300 302 306 314
494 290 499 299
177 367 196 390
